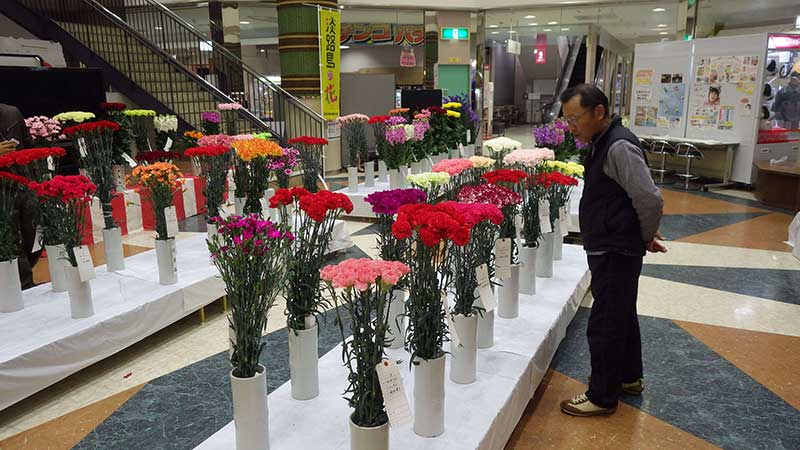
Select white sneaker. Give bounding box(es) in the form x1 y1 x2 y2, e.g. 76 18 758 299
560 393 616 417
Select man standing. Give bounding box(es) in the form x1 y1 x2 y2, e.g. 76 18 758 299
1 103 39 289
558 84 666 417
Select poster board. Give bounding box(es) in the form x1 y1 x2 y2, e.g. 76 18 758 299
686 34 768 183
436 64 470 99
629 41 693 137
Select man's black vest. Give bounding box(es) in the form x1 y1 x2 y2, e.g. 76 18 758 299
579 117 646 256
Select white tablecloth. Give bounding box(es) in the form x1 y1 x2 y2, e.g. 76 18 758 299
196 244 590 450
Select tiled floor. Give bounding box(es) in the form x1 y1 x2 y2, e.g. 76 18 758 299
1 158 798 450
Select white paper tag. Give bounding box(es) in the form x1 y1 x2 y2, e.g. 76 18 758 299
47 155 55 171
559 207 569 237
164 137 173 151
514 215 523 239
122 152 137 168
476 264 496 312
77 138 88 158
539 200 552 234
494 238 511 279
375 360 412 429
466 129 471 143
73 245 96 282
164 205 179 238
32 226 43 253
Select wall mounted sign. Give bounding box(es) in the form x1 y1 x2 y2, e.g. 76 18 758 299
340 23 424 46
441 27 469 40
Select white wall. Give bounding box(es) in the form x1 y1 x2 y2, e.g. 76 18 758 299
340 45 422 73
0 13 36 39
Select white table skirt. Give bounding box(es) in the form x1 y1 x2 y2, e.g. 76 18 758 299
195 244 590 450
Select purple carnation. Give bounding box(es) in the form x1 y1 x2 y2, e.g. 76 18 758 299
365 188 427 215
201 111 221 123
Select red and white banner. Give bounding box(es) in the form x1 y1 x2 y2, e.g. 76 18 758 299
535 33 547 65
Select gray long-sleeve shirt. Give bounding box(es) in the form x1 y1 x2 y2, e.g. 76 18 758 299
601 140 664 242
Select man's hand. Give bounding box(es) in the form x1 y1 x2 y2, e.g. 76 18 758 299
0 141 16 156
646 231 667 253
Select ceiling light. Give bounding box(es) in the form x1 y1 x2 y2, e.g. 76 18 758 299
154 26 162 30
543 28 552 32
653 7 666 12
657 24 668 27
340 45 349 49
489 24 499 28
659 31 669 35
547 21 558 25
339 4 344 8
524 15 536 19
197 2 207 7
239 21 250 25
796 15 800 28
561 28 570 31
529 23 538 26
259 49 265 52
491 31 500 34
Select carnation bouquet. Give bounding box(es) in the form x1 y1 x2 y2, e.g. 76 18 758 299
468 155 495 178
532 119 589 162
126 162 183 241
0 171 31 262
388 107 411 122
200 111 221 135
543 160 585 178
481 169 526 263
232 138 283 215
425 106 451 156
406 171 450 201
123 109 156 152
535 171 578 229
24 116 64 146
409 111 432 163
63 121 121 230
483 137 522 164
368 115 390 161
444 95 480 145
458 182 522 267
208 214 295 378
154 115 178 151
271 147 299 188
322 258 409 428
383 118 414 170
7 147 66 182
431 158 476 199
52 111 95 127
198 133 234 148
218 102 243 135
99 103 134 165
502 148 555 170
287 136 328 193
364 188 427 264
185 145 232 222
337 114 369 168
183 130 204 148
442 101 466 148
269 188 353 330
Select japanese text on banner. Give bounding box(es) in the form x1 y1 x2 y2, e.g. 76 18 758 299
319 9 341 120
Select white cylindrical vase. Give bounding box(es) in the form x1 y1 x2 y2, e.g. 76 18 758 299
288 324 319 400
347 167 359 193
463 144 476 158
413 355 445 437
387 290 406 349
411 161 422 175
65 264 93 319
388 169 402 189
449 314 477 384
401 166 410 187
230 364 269 450
519 245 538 295
234 197 246 216
0 259 24 313
155 238 178 285
536 232 555 278
497 264 520 319
422 158 433 173
350 416 388 450
364 161 375 187
378 160 388 183
553 220 564 261
103 227 125 272
475 294 494 349
46 244 67 292
207 222 218 241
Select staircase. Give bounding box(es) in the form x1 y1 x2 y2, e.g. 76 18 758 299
2 0 325 143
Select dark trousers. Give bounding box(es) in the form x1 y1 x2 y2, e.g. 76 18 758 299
586 252 644 408
14 189 41 289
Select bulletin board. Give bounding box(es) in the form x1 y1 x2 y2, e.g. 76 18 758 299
436 64 470 99
629 41 693 137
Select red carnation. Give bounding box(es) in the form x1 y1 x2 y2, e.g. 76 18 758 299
29 175 96 203
482 169 527 185
0 171 31 186
392 202 472 247
63 120 120 136
368 115 390 124
298 190 353 222
427 106 446 115
100 102 126 111
185 145 229 158
9 147 66 166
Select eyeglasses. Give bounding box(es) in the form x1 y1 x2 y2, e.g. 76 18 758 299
564 110 589 125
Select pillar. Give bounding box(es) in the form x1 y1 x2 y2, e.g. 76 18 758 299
585 25 598 85
433 11 471 99
210 2 244 97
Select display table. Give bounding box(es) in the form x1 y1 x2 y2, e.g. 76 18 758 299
195 244 590 450
754 160 800 211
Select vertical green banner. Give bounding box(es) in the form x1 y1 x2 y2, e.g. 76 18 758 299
319 8 341 120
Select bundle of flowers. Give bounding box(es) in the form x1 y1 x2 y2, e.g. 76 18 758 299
409 112 432 162
384 124 412 170
183 130 204 148
218 103 243 111
369 115 390 160
25 116 64 146
424 106 450 156
218 102 243 134
444 95 480 145
503 148 555 170
154 115 178 133
287 136 328 192
63 120 121 230
53 111 95 125
270 188 353 331
542 160 585 178
271 146 300 188
200 111 221 135
388 107 411 122
198 133 234 148
322 258 409 428
208 214 295 378
123 109 156 151
469 156 495 169
481 169 528 186
253 132 272 140
233 138 283 215
126 162 183 241
0 172 32 261
406 171 450 201
98 103 133 165
534 171 579 227
532 119 589 161
122 109 156 117
432 158 474 176
100 102 126 111
231 134 255 141
337 114 370 167
28 175 96 266
365 188 427 267
185 145 231 221
483 137 522 164
7 147 66 182
441 102 465 149
458 183 522 265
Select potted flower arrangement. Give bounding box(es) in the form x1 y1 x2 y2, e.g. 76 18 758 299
337 114 370 187
364 188 427 348
122 109 156 153
218 102 243 135
0 169 31 312
126 162 184 285
431 158 476 200
29 175 97 317
503 148 555 293
481 169 526 317
185 145 231 238
483 136 522 165
24 116 64 147
232 138 283 215
63 120 127 272
322 258 410 450
208 214 294 450
391 202 470 437
269 188 353 399
287 136 328 193
368 115 390 182
52 111 95 128
154 115 178 151
406 172 450 203
444 201 503 380
271 146 299 188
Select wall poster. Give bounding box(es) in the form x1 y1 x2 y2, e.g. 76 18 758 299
689 54 759 133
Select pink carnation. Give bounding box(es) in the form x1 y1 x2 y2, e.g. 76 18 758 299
198 134 234 148
432 158 474 176
218 102 243 111
502 148 555 168
320 258 409 291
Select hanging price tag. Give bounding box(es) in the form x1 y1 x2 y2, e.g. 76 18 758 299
164 205 179 238
476 263 496 312
494 238 512 279
73 245 96 282
538 199 552 234
164 137 173 151
77 138 88 158
467 128 471 143
122 153 137 168
375 360 413 429
559 207 569 237
32 226 43 253
515 215 523 240
47 156 55 171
